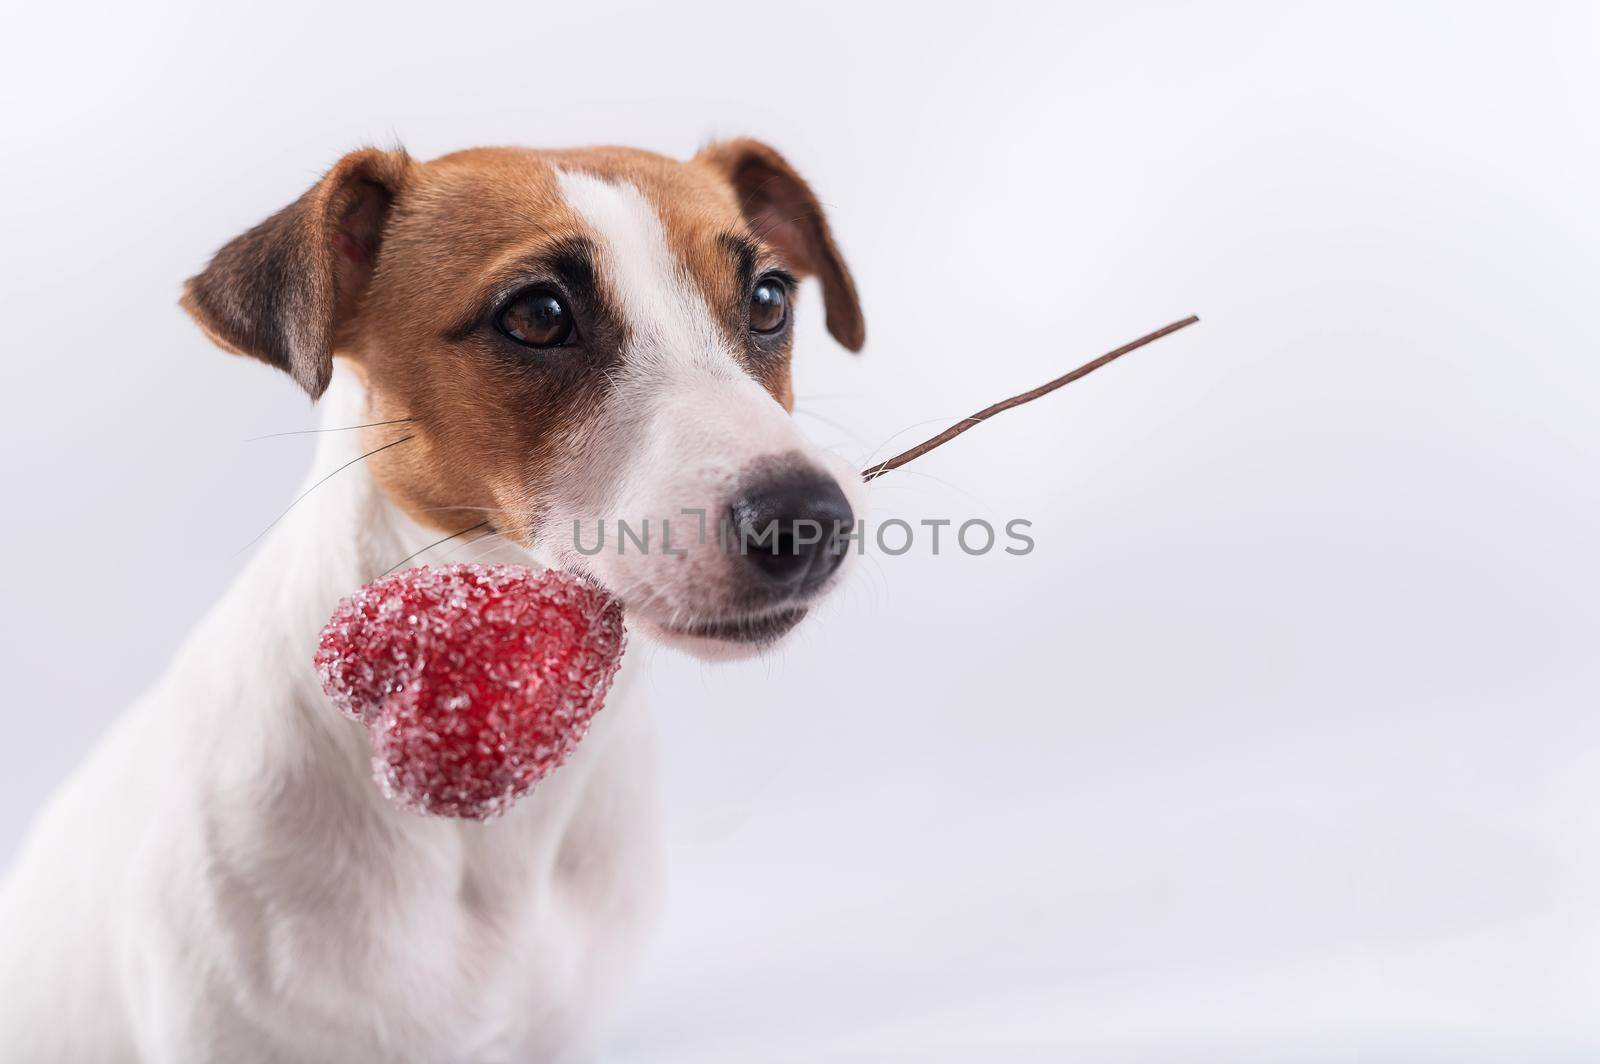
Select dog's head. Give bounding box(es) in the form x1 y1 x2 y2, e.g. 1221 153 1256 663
183 143 865 658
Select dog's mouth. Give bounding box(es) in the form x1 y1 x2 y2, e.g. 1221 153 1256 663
660 605 809 645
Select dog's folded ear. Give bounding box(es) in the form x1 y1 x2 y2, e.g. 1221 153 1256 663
181 147 414 399
695 139 865 353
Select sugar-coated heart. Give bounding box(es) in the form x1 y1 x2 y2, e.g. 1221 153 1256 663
315 564 626 820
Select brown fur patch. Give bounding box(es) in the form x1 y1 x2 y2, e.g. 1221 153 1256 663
184 143 864 540
693 139 865 353
351 149 604 541
182 149 414 398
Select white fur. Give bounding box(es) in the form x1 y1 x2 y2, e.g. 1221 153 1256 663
0 375 661 1062
539 172 866 649
0 174 859 1061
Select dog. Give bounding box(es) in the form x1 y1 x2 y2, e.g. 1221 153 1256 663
0 140 865 1062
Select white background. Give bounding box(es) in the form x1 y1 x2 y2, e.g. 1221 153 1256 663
3 2 1598 1060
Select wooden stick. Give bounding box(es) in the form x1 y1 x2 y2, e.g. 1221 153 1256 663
860 315 1200 482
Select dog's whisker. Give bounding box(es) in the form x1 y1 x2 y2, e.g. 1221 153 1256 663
235 434 416 555
735 170 787 218
791 407 867 441
407 504 506 515
865 465 988 507
433 526 511 566
857 415 986 471
750 207 823 245
448 527 510 564
791 392 862 404
382 519 493 576
245 417 417 442
450 520 552 567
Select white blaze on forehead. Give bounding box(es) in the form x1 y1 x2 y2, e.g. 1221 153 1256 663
536 170 864 633
554 169 733 375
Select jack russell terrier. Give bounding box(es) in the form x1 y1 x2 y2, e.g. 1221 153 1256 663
0 140 866 1062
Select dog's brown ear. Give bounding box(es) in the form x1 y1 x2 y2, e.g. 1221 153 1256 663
696 139 865 352
181 147 414 399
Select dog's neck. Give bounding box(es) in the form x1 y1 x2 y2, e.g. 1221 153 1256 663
225 371 515 719
182 368 630 825
137 369 658 1055
275 366 539 616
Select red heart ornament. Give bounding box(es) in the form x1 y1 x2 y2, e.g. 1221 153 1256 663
315 564 626 820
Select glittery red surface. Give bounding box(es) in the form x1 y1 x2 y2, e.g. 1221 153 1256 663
315 564 626 820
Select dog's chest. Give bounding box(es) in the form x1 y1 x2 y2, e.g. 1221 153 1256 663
350 833 652 1061
192 681 660 1063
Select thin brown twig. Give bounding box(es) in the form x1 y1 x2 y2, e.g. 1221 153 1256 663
860 316 1200 482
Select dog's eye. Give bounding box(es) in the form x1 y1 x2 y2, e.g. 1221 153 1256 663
497 288 574 348
749 277 788 335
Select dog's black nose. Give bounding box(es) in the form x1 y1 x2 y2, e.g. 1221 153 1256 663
729 470 854 592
